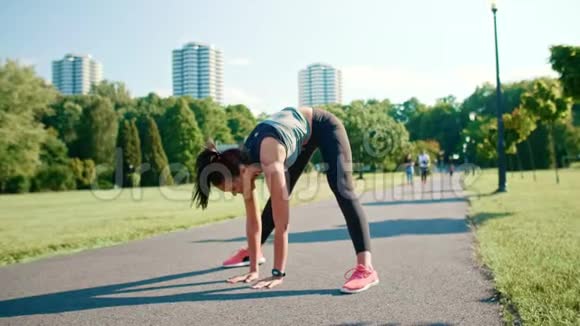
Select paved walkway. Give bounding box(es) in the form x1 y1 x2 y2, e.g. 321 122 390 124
0 175 500 325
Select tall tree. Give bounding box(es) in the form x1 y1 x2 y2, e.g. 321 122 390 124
550 45 580 101
161 98 202 182
141 117 173 186
0 60 56 191
462 115 497 164
390 97 427 124
32 131 76 192
520 79 573 182
45 99 83 146
188 97 234 144
322 100 409 173
225 104 256 144
90 80 133 110
75 96 118 165
407 99 462 159
118 118 142 187
502 107 537 154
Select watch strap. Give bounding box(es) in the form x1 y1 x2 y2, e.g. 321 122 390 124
272 268 286 277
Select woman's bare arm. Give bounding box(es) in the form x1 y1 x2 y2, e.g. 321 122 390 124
260 137 289 274
244 186 261 273
226 169 261 284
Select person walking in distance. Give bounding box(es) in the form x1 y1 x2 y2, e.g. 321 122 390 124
404 154 415 186
418 151 430 185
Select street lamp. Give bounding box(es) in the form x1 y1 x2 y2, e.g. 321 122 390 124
490 0 507 192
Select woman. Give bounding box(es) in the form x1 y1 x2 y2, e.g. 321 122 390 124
193 106 378 294
404 154 415 186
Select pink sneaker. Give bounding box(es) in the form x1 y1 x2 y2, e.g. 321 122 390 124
340 264 379 294
222 248 266 268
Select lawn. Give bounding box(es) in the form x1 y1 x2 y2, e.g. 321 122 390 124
467 169 580 325
0 172 395 266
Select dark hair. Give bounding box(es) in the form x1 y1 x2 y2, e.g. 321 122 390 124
192 142 248 209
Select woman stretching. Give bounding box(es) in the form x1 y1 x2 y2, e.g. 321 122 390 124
193 106 379 294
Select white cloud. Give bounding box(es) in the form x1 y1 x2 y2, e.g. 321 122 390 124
227 58 250 66
224 87 265 114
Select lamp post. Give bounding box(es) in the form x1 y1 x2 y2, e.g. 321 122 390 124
491 0 507 192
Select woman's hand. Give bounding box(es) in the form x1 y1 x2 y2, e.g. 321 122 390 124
226 271 259 284
251 276 284 289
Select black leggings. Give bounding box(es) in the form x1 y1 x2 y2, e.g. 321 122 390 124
259 109 371 253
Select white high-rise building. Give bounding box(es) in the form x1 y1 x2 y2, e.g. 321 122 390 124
52 54 103 95
172 42 223 104
298 63 342 107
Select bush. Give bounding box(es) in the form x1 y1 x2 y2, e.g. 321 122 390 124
32 165 76 192
4 176 31 193
70 158 96 189
95 165 115 190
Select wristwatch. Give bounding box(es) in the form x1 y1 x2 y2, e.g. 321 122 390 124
272 268 286 277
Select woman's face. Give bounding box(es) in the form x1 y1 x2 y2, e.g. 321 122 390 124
216 177 243 195
216 164 260 196
216 176 256 196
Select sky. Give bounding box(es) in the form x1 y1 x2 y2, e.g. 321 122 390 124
1 0 579 114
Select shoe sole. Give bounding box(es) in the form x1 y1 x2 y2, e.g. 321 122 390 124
340 279 380 294
222 258 266 268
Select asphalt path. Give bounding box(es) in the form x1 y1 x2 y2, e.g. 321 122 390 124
0 175 500 325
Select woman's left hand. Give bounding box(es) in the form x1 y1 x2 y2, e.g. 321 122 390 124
227 271 259 284
251 276 284 289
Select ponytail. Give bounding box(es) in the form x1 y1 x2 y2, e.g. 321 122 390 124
192 142 247 209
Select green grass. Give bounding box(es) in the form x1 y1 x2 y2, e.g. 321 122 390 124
0 172 394 266
467 169 580 325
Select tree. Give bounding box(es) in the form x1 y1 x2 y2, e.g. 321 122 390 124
124 92 166 123
90 80 133 111
0 60 56 191
462 109 536 169
407 99 462 160
75 96 119 165
225 104 256 144
458 79 547 167
141 117 174 186
461 115 497 164
161 98 203 181
550 45 580 101
390 97 427 124
520 79 573 182
70 158 96 189
256 112 269 122
502 107 537 154
187 97 234 144
32 165 76 192
30 130 76 192
322 100 409 174
412 140 441 160
118 119 142 187
45 99 83 146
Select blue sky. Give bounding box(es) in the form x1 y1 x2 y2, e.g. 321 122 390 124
1 0 579 113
